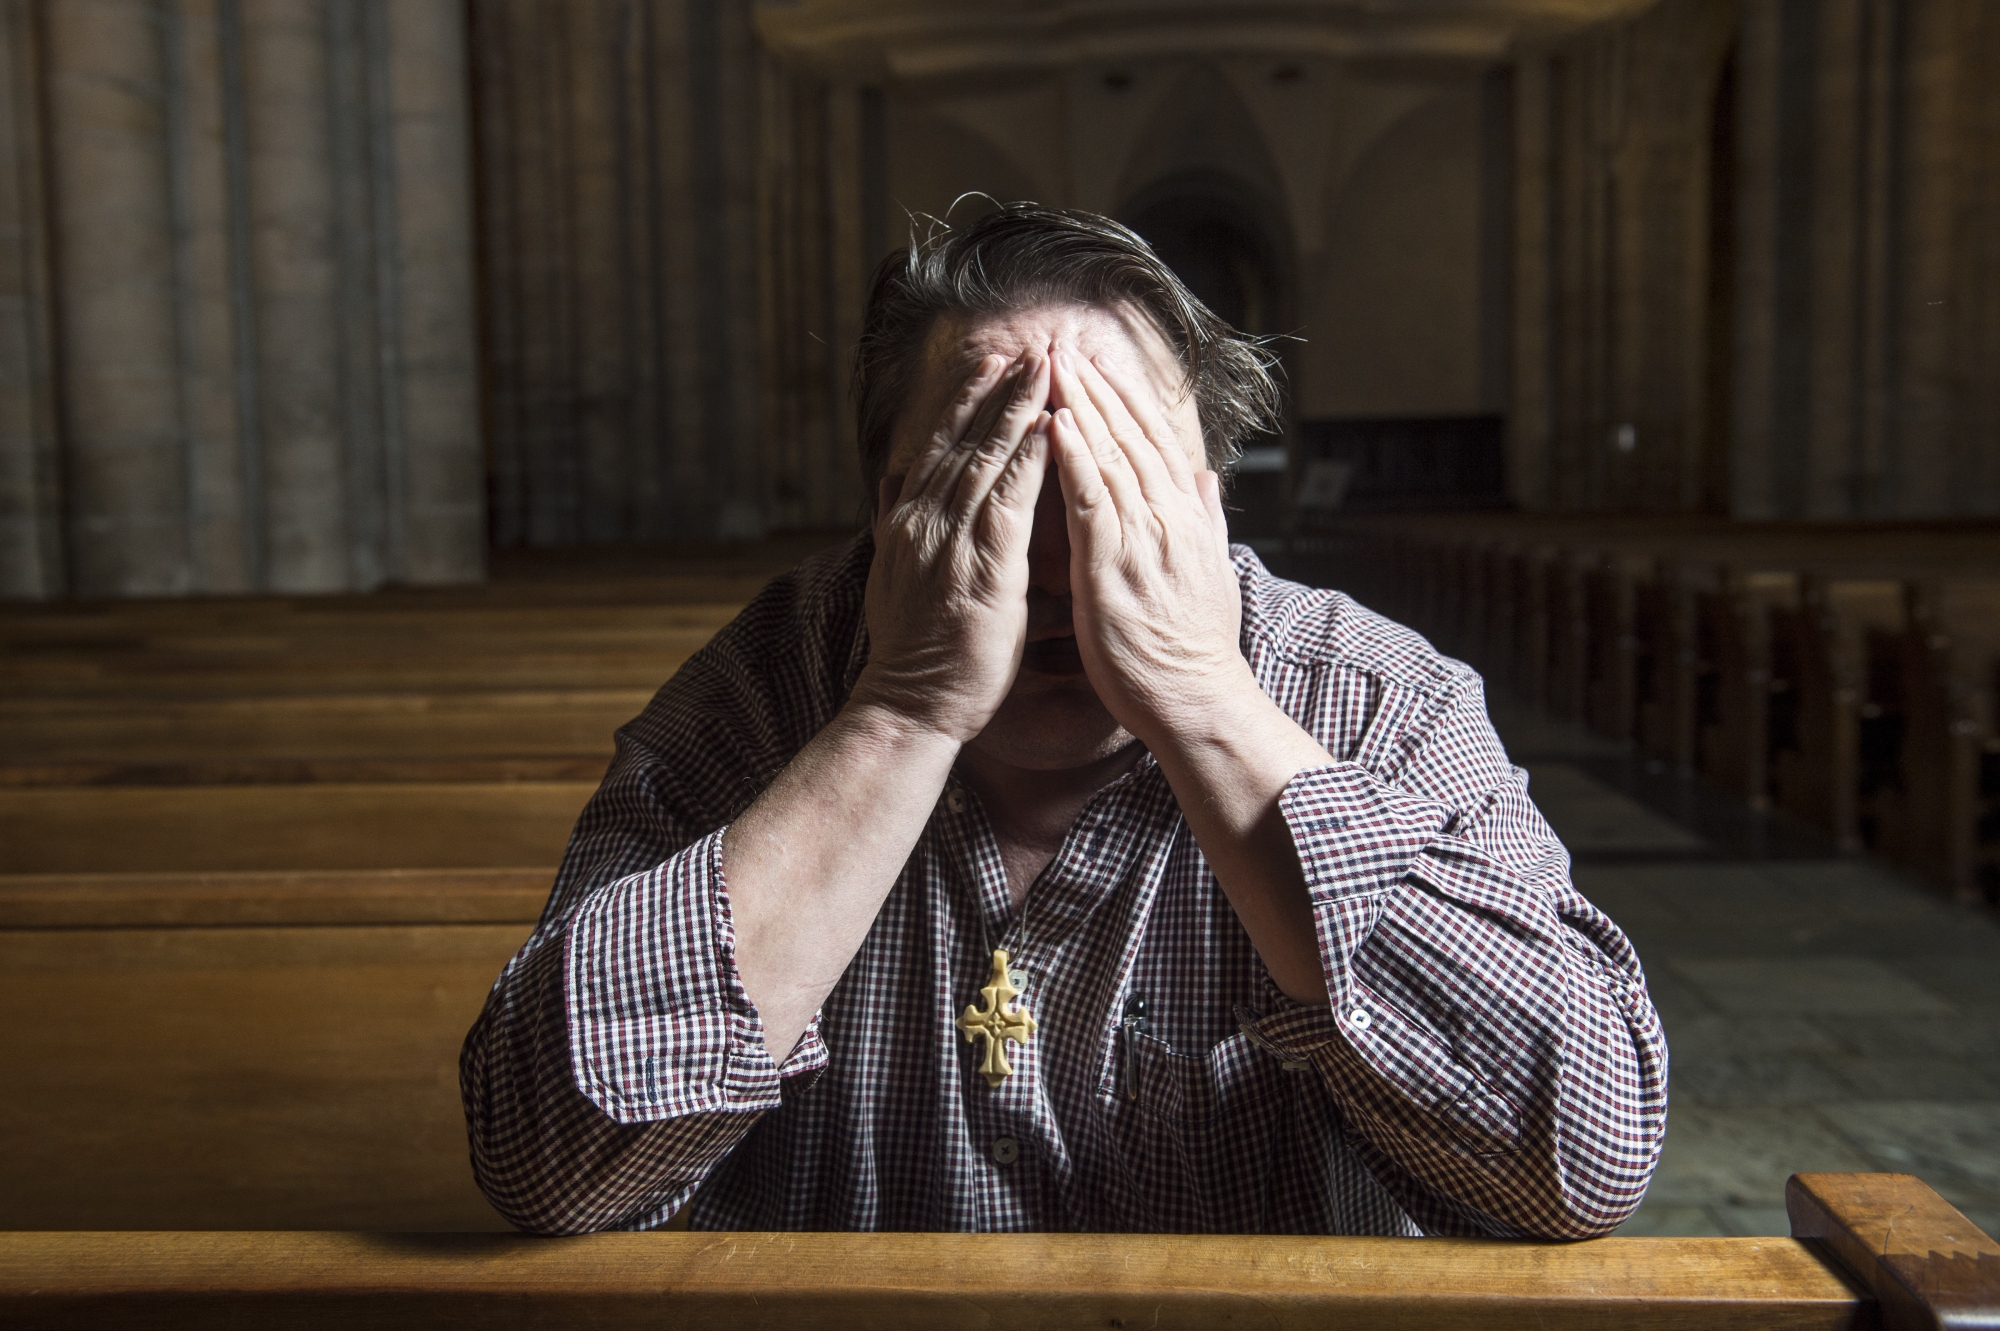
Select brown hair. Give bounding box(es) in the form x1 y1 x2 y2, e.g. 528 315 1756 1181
853 202 1283 487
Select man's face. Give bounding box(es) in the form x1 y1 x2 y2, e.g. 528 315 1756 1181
882 302 1209 771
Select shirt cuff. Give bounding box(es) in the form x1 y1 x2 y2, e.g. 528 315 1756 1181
1276 761 1450 1012
563 828 830 1126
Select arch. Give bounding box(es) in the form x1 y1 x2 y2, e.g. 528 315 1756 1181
1116 169 1292 339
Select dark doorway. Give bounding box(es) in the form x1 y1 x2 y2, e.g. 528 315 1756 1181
1119 174 1289 338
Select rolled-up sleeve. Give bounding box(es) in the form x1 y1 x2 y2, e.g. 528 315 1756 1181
462 800 827 1235
460 547 862 1235
1242 679 1667 1240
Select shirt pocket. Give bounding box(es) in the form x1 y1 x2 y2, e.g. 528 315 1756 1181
1340 985 1521 1159
1101 1029 1290 1231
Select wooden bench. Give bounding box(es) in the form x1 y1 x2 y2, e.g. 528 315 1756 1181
0 1175 1993 1328
0 782 596 873
1864 578 2000 904
0 870 544 1230
1309 514 2000 904
0 689 647 775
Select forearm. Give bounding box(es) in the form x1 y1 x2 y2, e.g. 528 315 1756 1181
1245 759 1667 1237
723 693 961 1060
1144 671 1336 1004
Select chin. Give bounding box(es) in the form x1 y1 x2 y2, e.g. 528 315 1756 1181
968 676 1137 771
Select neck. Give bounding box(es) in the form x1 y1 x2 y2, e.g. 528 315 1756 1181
958 740 1145 909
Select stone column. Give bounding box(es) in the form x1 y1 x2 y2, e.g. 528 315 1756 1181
1728 0 1782 519
1804 0 1864 518
1892 0 1968 517
1509 52 1551 511
240 0 347 591
0 0 61 598
45 0 191 596
384 0 482 583
168 0 254 591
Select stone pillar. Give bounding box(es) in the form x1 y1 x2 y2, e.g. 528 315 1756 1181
1509 52 1551 511
0 0 62 597
1892 0 1968 517
384 0 482 583
1804 0 1865 518
168 0 254 591
45 0 191 596
1728 0 1782 519
240 0 347 591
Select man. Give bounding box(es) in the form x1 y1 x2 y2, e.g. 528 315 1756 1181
462 204 1667 1237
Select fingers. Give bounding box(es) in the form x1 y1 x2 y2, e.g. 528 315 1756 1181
1051 349 1150 522
899 354 1008 503
1090 354 1201 497
945 352 1051 516
986 412 1052 517
1050 407 1121 567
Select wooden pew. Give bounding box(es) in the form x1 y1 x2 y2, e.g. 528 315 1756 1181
0 781 596 872
1310 513 2000 904
1692 568 1792 810
0 686 641 791
0 1174 1992 1328
1767 577 1904 853
1868 579 2000 904
0 870 544 1231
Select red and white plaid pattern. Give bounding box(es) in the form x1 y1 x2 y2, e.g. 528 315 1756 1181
462 536 1667 1237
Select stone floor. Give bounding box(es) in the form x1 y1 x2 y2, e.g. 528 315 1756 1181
1488 702 2000 1239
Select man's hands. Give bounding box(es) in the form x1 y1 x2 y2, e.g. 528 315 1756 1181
1047 349 1253 748
852 351 1052 745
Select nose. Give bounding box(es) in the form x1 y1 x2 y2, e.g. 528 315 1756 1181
1026 464 1069 596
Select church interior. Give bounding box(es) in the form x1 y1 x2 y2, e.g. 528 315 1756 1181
3 0 2000 1318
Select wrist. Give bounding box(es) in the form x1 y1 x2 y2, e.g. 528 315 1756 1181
1126 657 1268 751
842 672 976 754
1144 668 1329 789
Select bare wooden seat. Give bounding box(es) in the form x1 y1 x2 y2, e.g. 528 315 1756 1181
0 781 594 872
1 1175 1993 1329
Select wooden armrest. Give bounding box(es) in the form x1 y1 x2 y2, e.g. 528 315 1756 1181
1787 1172 2000 1331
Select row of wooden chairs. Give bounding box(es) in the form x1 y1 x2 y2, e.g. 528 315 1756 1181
1309 514 2000 905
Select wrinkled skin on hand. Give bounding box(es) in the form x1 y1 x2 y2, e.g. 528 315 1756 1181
1046 346 1247 751
851 349 1054 745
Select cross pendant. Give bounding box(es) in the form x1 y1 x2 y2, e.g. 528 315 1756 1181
956 948 1038 1087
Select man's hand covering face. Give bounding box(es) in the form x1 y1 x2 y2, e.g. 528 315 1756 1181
856 350 1055 746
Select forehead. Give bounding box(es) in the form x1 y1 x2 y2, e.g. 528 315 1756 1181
929 301 1179 383
889 301 1198 470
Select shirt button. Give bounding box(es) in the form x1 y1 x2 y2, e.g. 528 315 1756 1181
945 790 966 814
1007 969 1027 991
990 1136 1020 1166
1346 1007 1372 1032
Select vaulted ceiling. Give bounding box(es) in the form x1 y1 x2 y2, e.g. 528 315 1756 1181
756 0 1662 79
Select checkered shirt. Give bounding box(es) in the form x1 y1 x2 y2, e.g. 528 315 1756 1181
461 535 1667 1237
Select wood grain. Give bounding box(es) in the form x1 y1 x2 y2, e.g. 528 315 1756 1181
0 922 531 1230
0 688 648 765
1787 1172 2000 1330
0 869 551 927
0 781 597 872
0 1230 1869 1330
